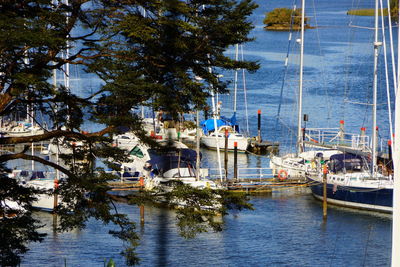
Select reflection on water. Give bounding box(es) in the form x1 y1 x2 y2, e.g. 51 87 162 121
22 188 391 266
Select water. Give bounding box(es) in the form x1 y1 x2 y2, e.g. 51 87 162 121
21 0 394 266
23 188 392 266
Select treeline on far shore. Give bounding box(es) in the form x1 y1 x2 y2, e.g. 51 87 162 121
347 9 389 16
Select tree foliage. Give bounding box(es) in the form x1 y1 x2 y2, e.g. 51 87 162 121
263 8 309 30
0 0 258 265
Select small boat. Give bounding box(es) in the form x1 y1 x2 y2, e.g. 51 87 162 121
11 170 59 212
270 149 341 179
1 121 44 137
112 132 139 150
47 137 86 155
143 148 220 191
200 119 248 152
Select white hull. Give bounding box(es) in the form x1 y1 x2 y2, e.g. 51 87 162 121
26 179 57 212
201 135 248 151
270 150 341 178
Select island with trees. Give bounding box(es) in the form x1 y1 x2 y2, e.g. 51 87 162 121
263 8 312 31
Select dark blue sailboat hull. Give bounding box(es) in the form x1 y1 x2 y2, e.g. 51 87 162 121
307 177 393 213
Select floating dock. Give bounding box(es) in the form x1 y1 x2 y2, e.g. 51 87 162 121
107 177 309 195
247 138 279 155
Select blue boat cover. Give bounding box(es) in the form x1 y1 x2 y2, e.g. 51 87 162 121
200 118 231 135
147 148 201 174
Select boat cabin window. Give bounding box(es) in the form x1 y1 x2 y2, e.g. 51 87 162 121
129 145 144 158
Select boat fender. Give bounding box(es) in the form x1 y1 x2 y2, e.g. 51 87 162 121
278 169 288 181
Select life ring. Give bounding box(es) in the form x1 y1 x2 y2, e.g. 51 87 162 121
278 169 288 181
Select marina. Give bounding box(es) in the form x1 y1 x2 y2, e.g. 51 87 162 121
1 0 399 266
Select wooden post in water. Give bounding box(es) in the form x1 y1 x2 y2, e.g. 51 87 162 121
257 109 261 142
224 129 228 181
234 142 238 181
53 179 59 212
360 127 366 147
323 164 328 220
339 120 345 144
140 205 145 226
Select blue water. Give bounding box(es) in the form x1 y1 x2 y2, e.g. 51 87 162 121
23 190 392 266
21 0 394 266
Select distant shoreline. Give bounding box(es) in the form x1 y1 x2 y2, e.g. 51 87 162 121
347 8 388 16
264 25 315 31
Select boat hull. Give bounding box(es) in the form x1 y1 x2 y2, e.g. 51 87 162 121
201 136 248 152
307 177 393 213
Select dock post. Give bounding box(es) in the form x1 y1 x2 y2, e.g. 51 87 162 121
323 164 328 220
388 140 393 170
224 128 228 181
360 127 366 148
140 205 145 226
257 109 261 142
139 176 144 188
234 142 238 181
53 179 59 212
339 120 345 144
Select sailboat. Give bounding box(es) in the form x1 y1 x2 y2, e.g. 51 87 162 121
200 45 249 152
306 0 394 213
200 117 249 152
269 0 341 180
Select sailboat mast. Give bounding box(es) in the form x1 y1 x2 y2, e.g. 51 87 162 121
195 110 200 181
233 43 239 115
297 0 305 155
372 0 380 173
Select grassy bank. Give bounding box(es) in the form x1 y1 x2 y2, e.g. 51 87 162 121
347 8 388 16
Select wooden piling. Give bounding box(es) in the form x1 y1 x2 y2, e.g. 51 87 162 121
53 179 59 212
339 120 345 143
234 142 238 181
257 109 261 142
140 205 145 225
224 128 228 180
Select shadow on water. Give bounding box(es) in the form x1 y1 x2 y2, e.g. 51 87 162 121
156 208 168 267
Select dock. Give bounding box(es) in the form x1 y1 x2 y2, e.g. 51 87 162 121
107 176 309 196
247 138 279 155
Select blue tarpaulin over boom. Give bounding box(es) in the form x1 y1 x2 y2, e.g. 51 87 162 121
200 118 231 135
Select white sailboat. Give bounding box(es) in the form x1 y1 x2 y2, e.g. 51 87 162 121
200 44 249 153
306 0 394 213
269 1 343 179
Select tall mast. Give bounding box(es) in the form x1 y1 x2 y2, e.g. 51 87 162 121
233 43 239 116
297 0 305 155
371 0 380 173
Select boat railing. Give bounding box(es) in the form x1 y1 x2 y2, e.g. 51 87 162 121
208 167 273 181
104 170 140 182
304 128 369 149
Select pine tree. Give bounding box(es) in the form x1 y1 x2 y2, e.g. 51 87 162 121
0 0 258 265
